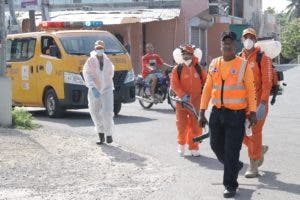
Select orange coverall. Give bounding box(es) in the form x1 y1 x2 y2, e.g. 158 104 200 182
171 57 207 150
241 47 273 160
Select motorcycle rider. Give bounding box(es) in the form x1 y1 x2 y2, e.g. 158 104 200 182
171 44 207 156
141 43 171 102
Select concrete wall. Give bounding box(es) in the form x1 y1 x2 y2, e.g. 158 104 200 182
144 18 177 67
180 0 208 42
207 23 229 63
103 17 183 75
102 23 143 74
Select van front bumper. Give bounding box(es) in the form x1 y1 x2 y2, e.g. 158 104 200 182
59 83 88 109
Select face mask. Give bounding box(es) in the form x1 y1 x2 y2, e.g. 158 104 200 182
96 49 104 56
243 39 254 50
183 59 192 66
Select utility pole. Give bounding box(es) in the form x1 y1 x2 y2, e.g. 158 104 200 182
41 0 50 21
8 0 20 33
0 0 12 127
29 10 36 32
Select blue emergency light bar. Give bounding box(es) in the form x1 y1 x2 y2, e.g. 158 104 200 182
84 21 103 27
40 21 103 30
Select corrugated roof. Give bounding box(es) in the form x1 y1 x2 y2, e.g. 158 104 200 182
47 9 180 24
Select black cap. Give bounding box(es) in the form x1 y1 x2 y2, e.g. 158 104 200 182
221 31 237 41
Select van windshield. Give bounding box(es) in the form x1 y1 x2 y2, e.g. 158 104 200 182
60 35 126 56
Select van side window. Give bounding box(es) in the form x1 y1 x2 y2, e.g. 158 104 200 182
41 36 61 58
6 38 36 61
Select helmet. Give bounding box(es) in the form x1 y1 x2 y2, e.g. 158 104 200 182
180 44 195 54
173 44 202 64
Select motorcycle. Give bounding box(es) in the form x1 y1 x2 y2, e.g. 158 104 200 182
135 67 176 110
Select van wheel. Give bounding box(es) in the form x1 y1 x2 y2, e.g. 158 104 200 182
44 89 64 118
114 101 122 116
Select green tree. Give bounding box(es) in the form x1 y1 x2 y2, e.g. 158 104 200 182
265 7 276 15
281 18 300 59
286 0 300 20
277 11 289 27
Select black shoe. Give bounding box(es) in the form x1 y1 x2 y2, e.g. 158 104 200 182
96 133 105 145
223 188 236 198
106 136 113 144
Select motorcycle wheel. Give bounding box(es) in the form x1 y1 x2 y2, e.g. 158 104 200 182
138 88 153 109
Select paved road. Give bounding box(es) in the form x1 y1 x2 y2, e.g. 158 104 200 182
2 66 300 199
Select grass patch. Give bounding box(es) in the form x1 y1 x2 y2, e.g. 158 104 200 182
12 107 38 129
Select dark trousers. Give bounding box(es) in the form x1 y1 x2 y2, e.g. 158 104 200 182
209 106 245 190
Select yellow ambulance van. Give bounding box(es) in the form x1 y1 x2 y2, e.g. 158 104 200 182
6 21 135 117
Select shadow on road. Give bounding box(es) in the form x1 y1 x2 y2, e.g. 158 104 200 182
100 144 147 167
184 155 223 171
211 183 256 199
148 108 175 115
114 114 156 125
30 110 156 127
258 171 300 196
235 188 256 200
222 170 300 199
30 110 91 119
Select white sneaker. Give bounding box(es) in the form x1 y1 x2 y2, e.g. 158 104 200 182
178 145 185 156
190 149 201 157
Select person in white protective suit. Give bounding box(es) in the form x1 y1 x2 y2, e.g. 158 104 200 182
83 40 115 145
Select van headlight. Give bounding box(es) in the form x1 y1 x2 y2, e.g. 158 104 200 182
64 72 85 85
124 69 135 84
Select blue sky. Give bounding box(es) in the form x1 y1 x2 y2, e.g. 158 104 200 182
263 0 290 12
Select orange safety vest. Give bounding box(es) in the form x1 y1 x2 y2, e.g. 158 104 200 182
210 57 248 110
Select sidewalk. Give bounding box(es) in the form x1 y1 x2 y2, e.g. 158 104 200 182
0 126 174 200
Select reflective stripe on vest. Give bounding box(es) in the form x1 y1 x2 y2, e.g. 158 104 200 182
211 58 248 109
212 98 247 104
237 59 247 84
213 85 245 90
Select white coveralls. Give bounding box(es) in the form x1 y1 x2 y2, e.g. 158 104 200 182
83 51 115 136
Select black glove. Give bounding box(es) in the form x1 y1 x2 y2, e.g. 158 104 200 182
249 111 257 127
198 110 208 128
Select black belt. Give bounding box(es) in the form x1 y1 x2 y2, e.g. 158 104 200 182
213 106 245 113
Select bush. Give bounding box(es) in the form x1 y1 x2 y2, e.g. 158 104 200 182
12 107 38 129
281 18 300 59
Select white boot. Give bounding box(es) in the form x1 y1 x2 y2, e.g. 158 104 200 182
190 149 201 157
258 145 269 167
178 145 185 156
245 159 259 178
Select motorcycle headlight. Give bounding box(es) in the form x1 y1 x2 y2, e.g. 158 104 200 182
64 72 85 85
124 69 135 84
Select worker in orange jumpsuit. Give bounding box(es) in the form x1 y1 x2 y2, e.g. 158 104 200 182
241 28 273 178
199 31 257 198
171 44 207 157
